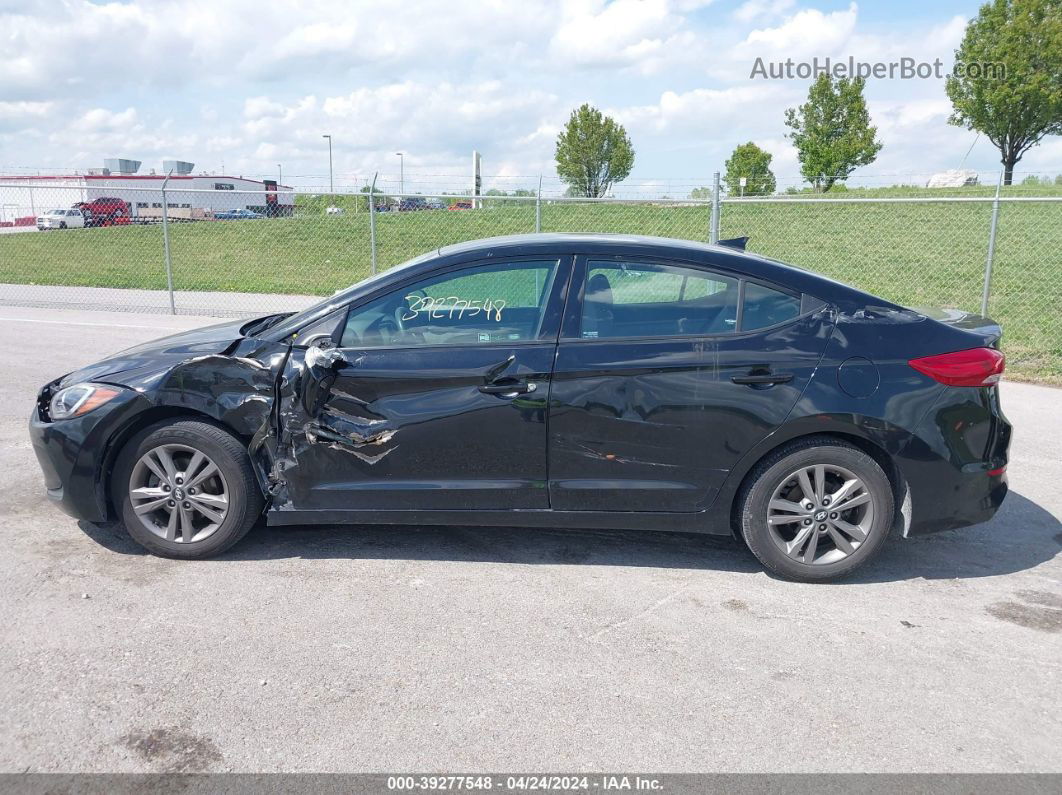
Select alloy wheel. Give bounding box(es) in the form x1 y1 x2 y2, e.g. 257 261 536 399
128 443 229 543
766 463 875 565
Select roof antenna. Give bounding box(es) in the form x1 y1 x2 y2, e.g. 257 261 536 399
718 236 749 251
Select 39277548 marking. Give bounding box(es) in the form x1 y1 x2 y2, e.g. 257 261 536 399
387 775 496 790
386 775 663 791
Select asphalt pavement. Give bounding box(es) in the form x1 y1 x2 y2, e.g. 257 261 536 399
0 304 1059 773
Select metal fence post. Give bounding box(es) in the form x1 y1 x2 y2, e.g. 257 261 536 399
980 170 1003 317
160 170 176 314
368 172 378 275
709 171 720 244
535 175 542 233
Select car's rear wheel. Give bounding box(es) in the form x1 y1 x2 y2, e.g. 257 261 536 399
737 437 894 582
112 420 262 559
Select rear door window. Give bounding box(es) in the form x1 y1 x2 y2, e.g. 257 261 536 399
579 261 739 339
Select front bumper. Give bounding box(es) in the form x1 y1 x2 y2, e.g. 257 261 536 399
29 386 150 522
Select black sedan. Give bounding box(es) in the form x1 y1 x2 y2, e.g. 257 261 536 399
29 234 1011 581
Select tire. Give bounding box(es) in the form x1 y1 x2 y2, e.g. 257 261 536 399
111 420 263 559
736 436 894 582
59 222 66 229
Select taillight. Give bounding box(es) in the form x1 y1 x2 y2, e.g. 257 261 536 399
908 347 1005 387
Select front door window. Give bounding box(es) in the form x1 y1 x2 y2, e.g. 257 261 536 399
339 260 560 349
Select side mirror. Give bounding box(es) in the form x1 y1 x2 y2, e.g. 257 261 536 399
301 332 335 348
304 336 346 369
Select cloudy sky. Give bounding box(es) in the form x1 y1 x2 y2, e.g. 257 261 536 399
2 0 1060 194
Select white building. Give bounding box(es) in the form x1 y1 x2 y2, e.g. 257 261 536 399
0 173 295 225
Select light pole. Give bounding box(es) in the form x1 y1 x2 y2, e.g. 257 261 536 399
322 134 333 194
395 152 404 194
277 164 282 185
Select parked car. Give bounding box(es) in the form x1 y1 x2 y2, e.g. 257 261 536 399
74 197 129 227
399 197 429 212
36 209 85 230
214 209 264 220
29 234 1010 581
426 198 446 210
448 201 473 211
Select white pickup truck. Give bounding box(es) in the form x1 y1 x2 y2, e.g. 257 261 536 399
37 208 86 230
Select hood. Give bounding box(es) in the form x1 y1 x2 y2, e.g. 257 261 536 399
60 317 252 388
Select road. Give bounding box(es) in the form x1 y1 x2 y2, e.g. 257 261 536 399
0 305 1059 773
0 282 317 316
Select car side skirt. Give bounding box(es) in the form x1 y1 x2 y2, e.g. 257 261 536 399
265 507 729 534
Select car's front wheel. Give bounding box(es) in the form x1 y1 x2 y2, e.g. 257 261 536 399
737 437 894 582
112 420 262 558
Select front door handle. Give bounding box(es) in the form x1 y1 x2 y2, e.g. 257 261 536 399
479 381 537 396
731 372 794 385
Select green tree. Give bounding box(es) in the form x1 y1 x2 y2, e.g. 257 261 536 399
784 74 882 191
723 142 777 195
356 183 386 211
946 0 1062 185
555 104 635 197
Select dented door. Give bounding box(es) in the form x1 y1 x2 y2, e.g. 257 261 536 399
547 256 832 512
271 257 569 513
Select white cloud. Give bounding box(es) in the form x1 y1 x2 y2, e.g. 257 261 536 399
2 0 1060 185
72 108 139 133
0 100 53 120
551 0 678 64
613 84 792 137
0 0 557 99
549 0 710 74
739 3 858 57
732 0 795 24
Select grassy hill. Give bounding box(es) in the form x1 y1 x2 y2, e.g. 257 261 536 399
1 194 1059 381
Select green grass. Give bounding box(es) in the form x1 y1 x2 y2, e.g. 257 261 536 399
1 196 1059 382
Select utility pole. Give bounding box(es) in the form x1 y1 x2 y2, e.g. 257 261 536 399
369 173 378 275
322 134 333 194
396 152 405 194
277 164 282 185
161 169 175 315
709 171 720 244
471 150 481 209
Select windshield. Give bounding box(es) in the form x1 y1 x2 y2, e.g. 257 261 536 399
265 248 442 339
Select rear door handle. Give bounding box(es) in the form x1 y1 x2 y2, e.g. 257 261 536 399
479 382 537 395
731 372 794 385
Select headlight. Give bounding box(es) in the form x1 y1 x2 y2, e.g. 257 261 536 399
49 382 123 420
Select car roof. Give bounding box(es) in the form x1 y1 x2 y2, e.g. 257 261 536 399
435 233 783 270
433 233 871 304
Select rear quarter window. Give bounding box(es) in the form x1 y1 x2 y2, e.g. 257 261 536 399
742 283 801 330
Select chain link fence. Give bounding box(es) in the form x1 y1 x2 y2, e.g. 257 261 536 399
0 181 1059 382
